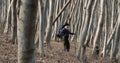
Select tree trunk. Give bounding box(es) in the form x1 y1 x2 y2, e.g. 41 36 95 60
102 1 107 57
45 0 55 46
76 0 93 61
11 0 17 44
3 0 13 34
84 0 98 47
110 22 120 59
92 0 104 57
18 0 38 63
110 0 120 59
38 0 48 57
52 0 71 25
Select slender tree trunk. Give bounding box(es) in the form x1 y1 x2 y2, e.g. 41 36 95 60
45 0 55 47
51 0 59 40
92 0 104 57
110 0 119 59
76 0 93 62
18 0 38 63
110 22 120 59
84 0 98 47
52 0 71 25
38 0 48 57
11 0 17 44
102 1 107 57
3 0 13 34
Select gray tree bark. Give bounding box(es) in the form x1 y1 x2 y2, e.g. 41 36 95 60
92 0 104 57
110 0 120 60
18 0 38 63
11 0 17 44
38 0 48 57
76 0 94 62
3 0 13 34
45 0 55 46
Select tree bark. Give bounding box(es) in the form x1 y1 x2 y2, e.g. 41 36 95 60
110 0 120 59
102 1 107 57
3 0 13 34
45 0 55 46
110 22 120 59
11 0 17 44
52 0 71 25
38 0 48 57
92 0 104 57
18 0 38 63
76 0 93 61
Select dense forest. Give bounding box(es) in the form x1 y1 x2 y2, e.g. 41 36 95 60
0 0 120 63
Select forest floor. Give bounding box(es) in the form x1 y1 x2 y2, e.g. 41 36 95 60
0 34 118 63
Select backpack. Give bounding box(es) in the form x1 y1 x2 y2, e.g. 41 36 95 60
59 23 69 33
56 25 64 38
59 25 64 33
56 23 69 38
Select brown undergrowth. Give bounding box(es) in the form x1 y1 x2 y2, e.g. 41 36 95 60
0 34 117 63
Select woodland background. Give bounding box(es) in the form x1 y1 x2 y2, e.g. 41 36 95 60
0 0 120 63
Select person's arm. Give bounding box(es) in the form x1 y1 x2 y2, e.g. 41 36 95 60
68 30 75 35
70 32 75 35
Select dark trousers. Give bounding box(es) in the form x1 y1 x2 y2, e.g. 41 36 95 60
64 39 70 52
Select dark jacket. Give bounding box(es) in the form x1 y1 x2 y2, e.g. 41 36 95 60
62 28 74 41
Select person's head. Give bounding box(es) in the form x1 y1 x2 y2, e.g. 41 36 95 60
64 25 70 30
62 22 70 29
